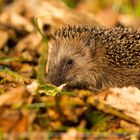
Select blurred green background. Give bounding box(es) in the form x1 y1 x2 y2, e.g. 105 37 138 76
0 0 140 16
62 0 140 16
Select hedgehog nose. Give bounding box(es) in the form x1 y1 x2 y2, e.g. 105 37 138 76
46 75 63 87
50 80 61 86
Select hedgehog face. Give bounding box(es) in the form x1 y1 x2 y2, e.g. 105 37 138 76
46 25 107 89
46 38 96 89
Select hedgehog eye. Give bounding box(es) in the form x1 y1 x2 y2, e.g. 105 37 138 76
66 59 74 67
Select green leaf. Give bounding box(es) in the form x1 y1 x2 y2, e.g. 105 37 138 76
38 84 74 96
34 17 48 84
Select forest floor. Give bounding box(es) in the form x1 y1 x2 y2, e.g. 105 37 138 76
0 0 140 140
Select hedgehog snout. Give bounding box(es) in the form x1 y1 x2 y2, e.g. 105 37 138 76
46 72 66 87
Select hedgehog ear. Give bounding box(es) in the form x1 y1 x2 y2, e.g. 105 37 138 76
84 37 96 55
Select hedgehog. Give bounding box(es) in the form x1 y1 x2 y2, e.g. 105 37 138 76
46 25 140 90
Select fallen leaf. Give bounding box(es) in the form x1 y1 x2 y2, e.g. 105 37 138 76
0 85 28 106
0 30 9 49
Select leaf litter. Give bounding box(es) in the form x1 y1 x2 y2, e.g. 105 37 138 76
0 0 140 140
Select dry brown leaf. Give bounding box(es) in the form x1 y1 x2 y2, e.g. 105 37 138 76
19 64 34 78
13 115 28 133
96 8 119 27
0 30 9 49
0 110 20 132
25 0 98 29
60 96 85 107
119 15 140 28
61 128 82 140
0 12 34 32
3 0 26 14
96 87 140 125
29 132 48 140
15 32 41 52
50 121 62 130
48 109 59 120
0 85 28 106
120 120 139 132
